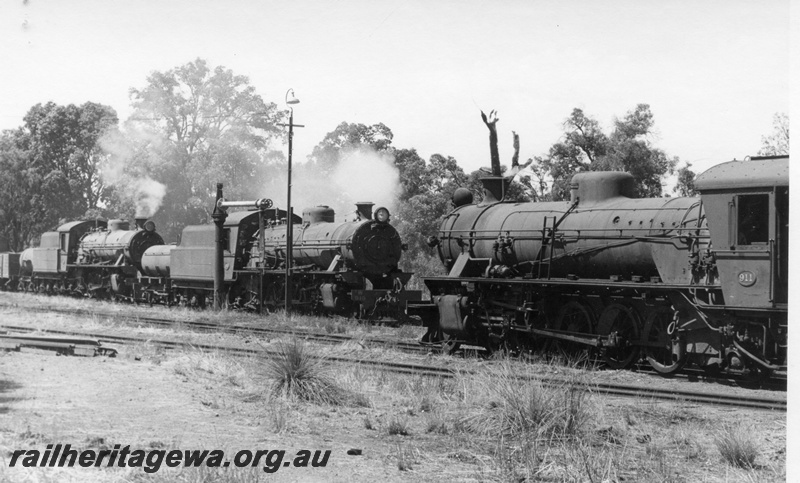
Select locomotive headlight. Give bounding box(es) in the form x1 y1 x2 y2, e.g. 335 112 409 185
374 207 390 223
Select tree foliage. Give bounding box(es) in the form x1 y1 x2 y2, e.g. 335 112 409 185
0 131 39 251
391 150 467 283
673 162 697 197
308 122 393 174
537 104 678 200
758 112 789 156
0 102 118 250
22 101 118 214
126 58 284 241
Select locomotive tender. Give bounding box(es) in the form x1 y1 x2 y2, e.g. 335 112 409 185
413 155 788 377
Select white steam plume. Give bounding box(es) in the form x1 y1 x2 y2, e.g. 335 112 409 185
263 145 401 221
99 128 167 218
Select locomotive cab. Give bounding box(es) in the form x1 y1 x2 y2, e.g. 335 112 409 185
32 220 107 276
695 155 789 307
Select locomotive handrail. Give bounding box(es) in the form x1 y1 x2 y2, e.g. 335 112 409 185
677 199 704 231
439 211 462 252
769 238 775 302
710 248 771 254
496 198 579 235
437 232 710 244
270 242 352 248
440 226 709 235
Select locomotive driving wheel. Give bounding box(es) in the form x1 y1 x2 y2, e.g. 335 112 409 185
597 303 641 370
552 301 595 359
643 307 686 375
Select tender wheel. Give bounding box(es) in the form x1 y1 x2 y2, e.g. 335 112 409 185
552 300 595 358
643 307 686 375
597 303 641 369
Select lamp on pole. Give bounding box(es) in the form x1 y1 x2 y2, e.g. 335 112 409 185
282 88 302 314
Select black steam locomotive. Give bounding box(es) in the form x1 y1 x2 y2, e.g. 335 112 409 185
412 155 788 378
2 203 420 320
139 202 420 318
8 218 163 296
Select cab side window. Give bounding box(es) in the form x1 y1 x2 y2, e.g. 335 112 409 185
737 194 769 245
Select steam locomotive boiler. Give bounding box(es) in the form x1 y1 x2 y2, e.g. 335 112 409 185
252 202 422 317
413 156 788 378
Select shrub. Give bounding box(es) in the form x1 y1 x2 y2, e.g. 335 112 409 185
388 417 411 436
715 424 759 468
265 340 350 405
460 361 591 440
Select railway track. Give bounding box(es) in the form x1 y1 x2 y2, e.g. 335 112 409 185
0 302 427 354
0 300 786 393
0 323 786 412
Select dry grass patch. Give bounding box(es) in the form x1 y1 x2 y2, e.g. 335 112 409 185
394 444 421 472
387 416 411 436
265 339 369 407
458 361 592 442
425 411 449 435
171 350 251 389
127 464 265 482
715 423 760 469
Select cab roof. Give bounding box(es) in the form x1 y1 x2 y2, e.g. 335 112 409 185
55 220 107 233
695 156 788 191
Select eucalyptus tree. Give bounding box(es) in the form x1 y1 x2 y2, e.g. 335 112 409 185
22 101 118 215
537 104 679 200
758 112 789 156
128 58 283 239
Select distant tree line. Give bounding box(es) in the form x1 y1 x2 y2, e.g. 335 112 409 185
0 58 788 288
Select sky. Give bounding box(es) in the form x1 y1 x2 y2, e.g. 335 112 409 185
0 0 790 181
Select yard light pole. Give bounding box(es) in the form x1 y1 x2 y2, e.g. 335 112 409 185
281 88 303 314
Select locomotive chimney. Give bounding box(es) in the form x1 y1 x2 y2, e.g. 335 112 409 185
479 177 511 205
134 217 147 230
355 202 374 220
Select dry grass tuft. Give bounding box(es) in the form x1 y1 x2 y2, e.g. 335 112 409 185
459 361 592 441
395 444 419 471
265 339 365 406
363 415 375 430
387 416 411 436
425 412 449 435
715 424 760 469
488 438 545 482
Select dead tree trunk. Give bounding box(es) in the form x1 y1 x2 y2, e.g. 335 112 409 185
481 110 502 176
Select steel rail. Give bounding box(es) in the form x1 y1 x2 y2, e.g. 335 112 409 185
0 301 785 391
0 323 785 412
0 302 427 353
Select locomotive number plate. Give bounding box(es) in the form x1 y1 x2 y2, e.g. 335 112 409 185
738 271 757 287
